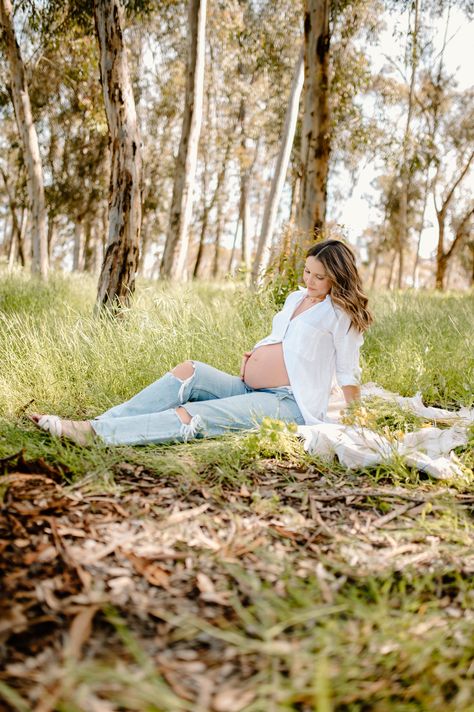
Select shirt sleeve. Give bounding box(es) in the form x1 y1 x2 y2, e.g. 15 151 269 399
332 310 364 387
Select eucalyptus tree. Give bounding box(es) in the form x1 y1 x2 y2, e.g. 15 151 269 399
0 163 27 269
295 0 384 257
172 0 303 280
396 0 420 288
251 45 304 283
0 96 29 270
0 0 48 278
133 2 188 276
160 0 207 281
366 0 473 288
36 30 109 272
431 91 474 289
93 0 142 309
215 0 302 277
298 0 330 241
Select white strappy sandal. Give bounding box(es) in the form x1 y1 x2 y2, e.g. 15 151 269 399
28 413 94 446
35 415 63 437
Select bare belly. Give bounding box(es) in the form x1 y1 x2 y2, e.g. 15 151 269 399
243 343 290 389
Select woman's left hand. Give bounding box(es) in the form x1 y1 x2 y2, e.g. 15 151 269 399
240 351 253 380
342 385 361 405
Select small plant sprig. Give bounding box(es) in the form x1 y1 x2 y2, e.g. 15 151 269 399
243 417 304 461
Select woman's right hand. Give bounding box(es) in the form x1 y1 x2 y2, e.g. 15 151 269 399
240 351 253 380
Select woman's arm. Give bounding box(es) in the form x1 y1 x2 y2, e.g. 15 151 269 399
333 312 364 397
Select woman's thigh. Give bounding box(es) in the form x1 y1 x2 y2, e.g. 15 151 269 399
96 360 246 420
183 360 248 402
182 388 304 437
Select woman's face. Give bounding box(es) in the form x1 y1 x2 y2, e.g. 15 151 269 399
303 256 332 299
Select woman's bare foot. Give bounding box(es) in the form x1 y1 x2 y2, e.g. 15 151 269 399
28 413 95 446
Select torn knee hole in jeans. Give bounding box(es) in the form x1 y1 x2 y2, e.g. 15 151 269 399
179 413 204 442
171 361 196 403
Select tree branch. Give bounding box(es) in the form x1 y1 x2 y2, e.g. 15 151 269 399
439 150 474 214
445 205 474 260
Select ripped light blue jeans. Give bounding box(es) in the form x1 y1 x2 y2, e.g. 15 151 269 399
91 360 304 446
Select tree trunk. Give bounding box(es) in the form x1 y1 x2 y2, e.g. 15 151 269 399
433 151 474 290
397 0 419 290
289 174 300 226
83 220 99 274
370 246 380 290
94 0 142 311
161 0 207 280
17 207 27 267
470 242 474 286
439 206 474 289
298 0 330 244
386 250 395 290
240 168 251 278
6 208 27 271
1 167 20 255
252 45 304 283
193 66 212 279
194 122 233 279
6 215 15 271
0 0 48 279
73 218 85 272
228 214 240 275
47 216 57 260
434 207 447 289
192 169 210 279
137 214 150 277
412 170 429 286
212 185 225 278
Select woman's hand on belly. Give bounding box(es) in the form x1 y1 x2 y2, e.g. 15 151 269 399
240 351 253 380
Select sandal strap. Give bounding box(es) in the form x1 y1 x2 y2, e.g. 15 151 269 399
37 415 62 437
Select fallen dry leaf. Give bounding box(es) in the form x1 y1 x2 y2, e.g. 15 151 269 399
63 606 99 661
212 686 256 712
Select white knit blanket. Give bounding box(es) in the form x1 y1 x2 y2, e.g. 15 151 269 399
296 383 474 480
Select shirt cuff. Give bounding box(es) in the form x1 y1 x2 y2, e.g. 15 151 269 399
336 370 361 387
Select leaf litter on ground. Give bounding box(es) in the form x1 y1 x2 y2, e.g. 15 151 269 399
1 442 474 711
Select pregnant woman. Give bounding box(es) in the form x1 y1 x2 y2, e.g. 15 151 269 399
30 239 373 446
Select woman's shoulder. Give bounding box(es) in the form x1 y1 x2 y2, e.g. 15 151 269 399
328 298 357 328
329 298 345 317
329 298 364 340
326 296 344 320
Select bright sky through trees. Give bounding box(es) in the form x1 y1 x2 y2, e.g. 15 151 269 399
335 6 473 259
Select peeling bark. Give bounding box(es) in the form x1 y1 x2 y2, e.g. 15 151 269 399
94 0 142 311
298 0 330 244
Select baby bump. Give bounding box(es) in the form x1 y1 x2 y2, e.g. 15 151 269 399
243 343 290 389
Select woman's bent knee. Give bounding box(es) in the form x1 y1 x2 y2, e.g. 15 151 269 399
171 361 195 381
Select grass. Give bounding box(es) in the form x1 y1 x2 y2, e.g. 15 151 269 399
0 271 473 711
363 290 474 408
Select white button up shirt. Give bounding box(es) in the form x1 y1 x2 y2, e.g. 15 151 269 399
252 288 364 425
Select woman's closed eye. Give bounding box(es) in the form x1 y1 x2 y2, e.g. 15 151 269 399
304 269 326 280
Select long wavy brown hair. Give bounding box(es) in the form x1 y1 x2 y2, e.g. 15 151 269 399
306 240 373 332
